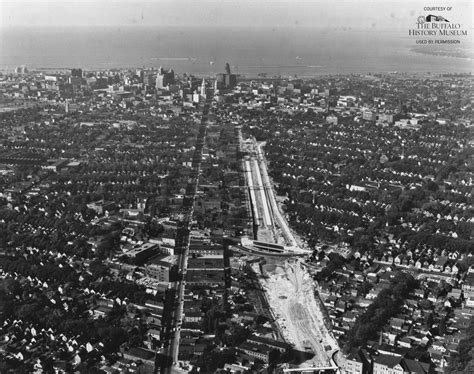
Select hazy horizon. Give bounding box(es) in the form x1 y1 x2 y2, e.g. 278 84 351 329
1 0 471 30
1 25 472 76
0 1 472 75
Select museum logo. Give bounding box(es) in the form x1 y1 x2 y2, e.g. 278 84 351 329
409 11 468 38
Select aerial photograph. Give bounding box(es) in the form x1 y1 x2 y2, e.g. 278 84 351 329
0 0 472 373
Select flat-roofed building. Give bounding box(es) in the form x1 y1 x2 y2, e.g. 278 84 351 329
126 242 160 265
145 254 176 282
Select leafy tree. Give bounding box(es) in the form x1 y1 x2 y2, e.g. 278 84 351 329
344 272 417 352
447 317 474 373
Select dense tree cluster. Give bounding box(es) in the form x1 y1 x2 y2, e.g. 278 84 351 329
447 317 474 374
344 272 418 352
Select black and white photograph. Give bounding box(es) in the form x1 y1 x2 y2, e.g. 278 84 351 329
0 0 472 373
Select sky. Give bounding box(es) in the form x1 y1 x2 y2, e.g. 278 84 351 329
0 0 472 30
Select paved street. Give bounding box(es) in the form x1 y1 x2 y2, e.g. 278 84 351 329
160 97 211 373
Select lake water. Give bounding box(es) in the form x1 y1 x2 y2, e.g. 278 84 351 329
0 26 471 76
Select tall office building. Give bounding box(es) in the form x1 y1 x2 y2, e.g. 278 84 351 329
69 68 83 87
14 65 28 75
156 66 175 90
215 63 236 89
71 68 83 78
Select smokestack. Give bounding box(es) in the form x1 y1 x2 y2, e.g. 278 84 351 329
225 63 231 75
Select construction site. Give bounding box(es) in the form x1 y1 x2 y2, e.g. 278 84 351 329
257 259 339 370
241 136 340 372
